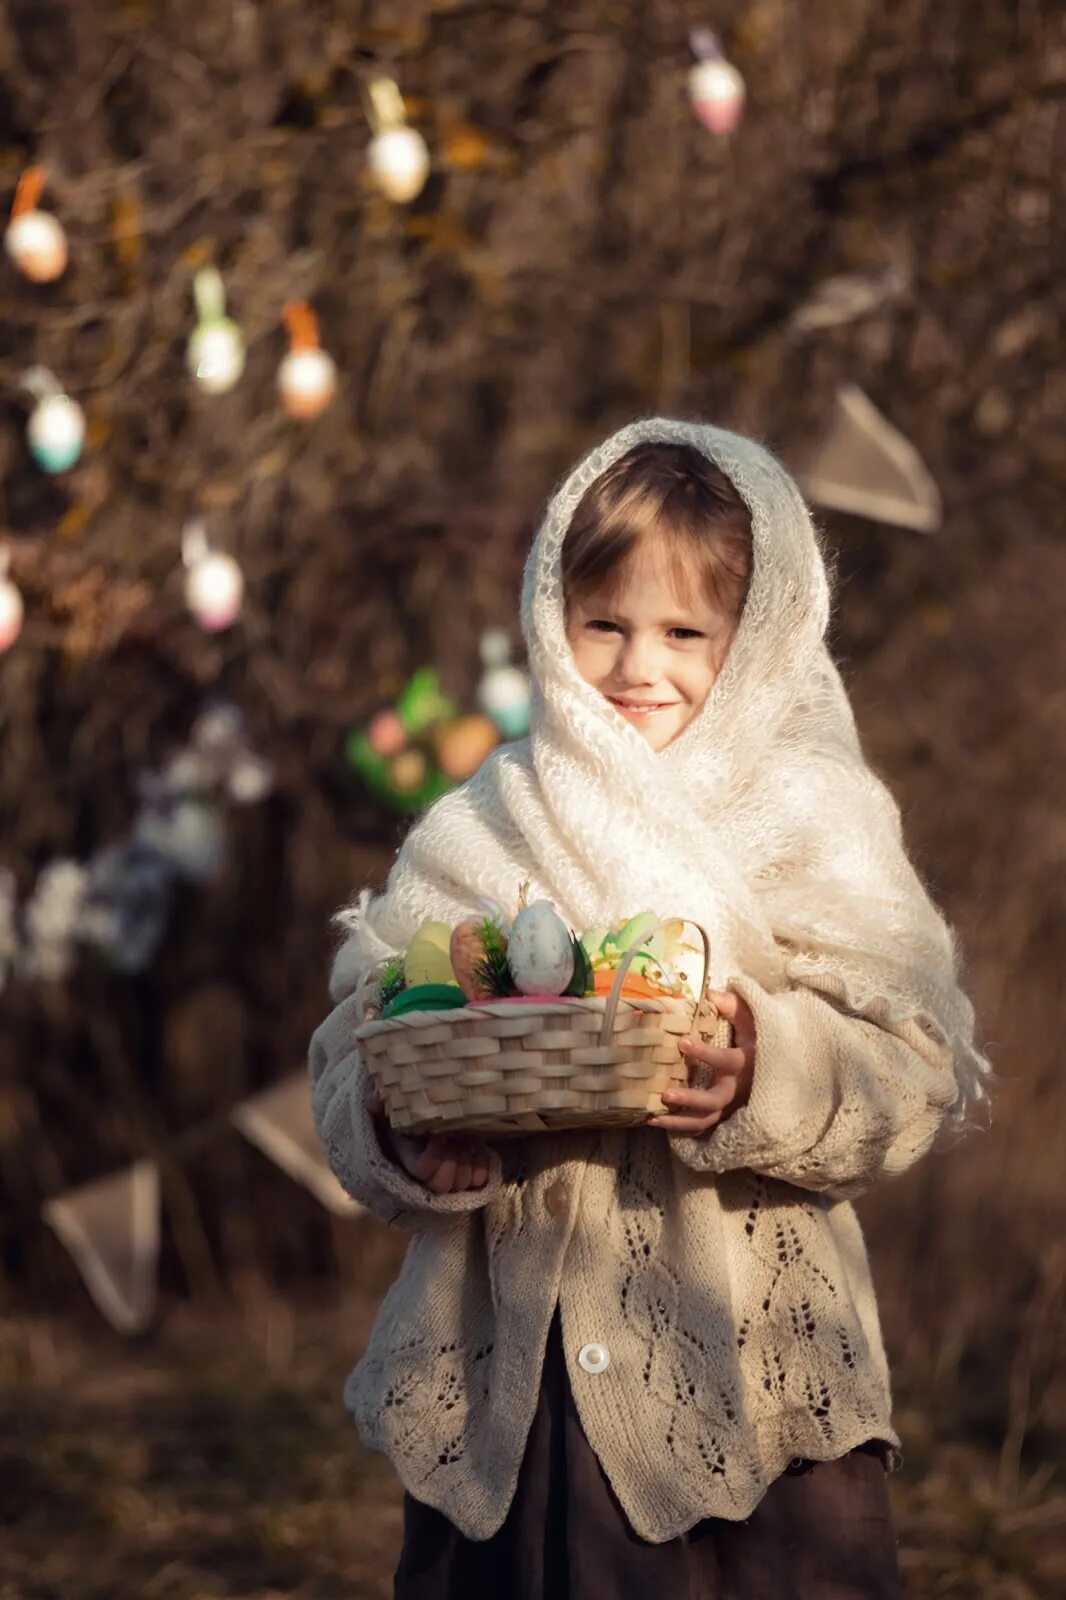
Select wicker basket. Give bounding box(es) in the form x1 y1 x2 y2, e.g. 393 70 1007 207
353 918 733 1136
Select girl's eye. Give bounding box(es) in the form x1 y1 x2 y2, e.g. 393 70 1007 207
587 619 619 632
669 628 704 640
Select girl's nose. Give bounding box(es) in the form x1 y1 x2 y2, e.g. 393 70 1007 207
617 635 658 684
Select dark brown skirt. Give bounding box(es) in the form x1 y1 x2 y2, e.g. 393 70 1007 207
394 1306 903 1600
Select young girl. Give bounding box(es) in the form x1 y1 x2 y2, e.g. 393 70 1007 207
309 419 989 1598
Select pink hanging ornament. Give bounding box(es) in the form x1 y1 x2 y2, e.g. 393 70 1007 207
0 547 24 654
182 520 244 632
688 28 746 136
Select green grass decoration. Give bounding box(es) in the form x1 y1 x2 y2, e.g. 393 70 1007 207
377 954 407 1011
562 931 594 997
473 916 518 998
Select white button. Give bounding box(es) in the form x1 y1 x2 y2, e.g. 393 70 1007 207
578 1341 611 1375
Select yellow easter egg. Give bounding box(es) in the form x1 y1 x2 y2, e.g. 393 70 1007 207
405 921 458 987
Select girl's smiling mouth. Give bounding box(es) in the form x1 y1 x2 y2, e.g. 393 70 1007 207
607 695 680 716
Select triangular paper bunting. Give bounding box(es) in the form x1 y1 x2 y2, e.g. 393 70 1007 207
43 1159 160 1334
797 383 942 533
231 1071 362 1215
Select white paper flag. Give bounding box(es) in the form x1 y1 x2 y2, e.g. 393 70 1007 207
43 1159 161 1333
797 383 942 533
231 1071 362 1216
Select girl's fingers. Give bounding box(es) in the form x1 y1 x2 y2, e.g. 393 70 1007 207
662 1084 733 1114
680 1038 747 1074
468 1143 490 1187
427 1152 459 1193
648 1112 720 1135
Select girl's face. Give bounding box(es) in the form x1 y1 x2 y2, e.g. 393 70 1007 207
565 539 738 753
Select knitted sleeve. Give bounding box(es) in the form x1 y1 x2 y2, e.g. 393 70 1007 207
667 972 959 1201
308 991 505 1229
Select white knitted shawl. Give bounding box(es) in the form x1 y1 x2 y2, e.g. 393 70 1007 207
335 418 989 1132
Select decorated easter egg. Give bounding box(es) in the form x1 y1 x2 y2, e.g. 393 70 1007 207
6 210 68 283
278 347 337 420
28 393 85 473
688 57 745 135
185 551 243 631
389 749 427 793
507 901 574 996
449 918 495 1001
435 714 499 779
368 126 430 204
367 709 407 757
405 921 457 987
0 575 24 654
187 318 246 394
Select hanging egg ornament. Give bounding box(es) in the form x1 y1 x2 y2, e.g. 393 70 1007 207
367 78 430 204
278 301 337 420
5 168 68 283
688 28 746 135
23 367 85 473
187 268 246 394
182 520 244 632
478 628 532 739
0 550 24 654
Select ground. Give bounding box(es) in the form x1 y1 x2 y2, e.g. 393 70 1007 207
3 1285 1062 1600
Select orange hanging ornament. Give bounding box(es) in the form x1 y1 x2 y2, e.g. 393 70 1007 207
278 301 337 420
5 167 68 283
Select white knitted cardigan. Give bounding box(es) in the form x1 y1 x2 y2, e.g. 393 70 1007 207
310 418 987 1542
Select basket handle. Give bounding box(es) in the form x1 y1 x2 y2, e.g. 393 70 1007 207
598 919 712 1047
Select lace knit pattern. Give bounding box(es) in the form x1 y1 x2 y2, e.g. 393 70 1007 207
309 976 956 1541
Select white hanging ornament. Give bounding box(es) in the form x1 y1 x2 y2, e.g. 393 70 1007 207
23 367 86 474
0 547 24 654
477 627 532 740
182 520 244 632
688 28 746 136
366 78 430 204
5 167 68 283
278 300 337 419
187 268 246 394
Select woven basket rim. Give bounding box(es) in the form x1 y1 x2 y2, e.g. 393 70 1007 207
354 990 692 1038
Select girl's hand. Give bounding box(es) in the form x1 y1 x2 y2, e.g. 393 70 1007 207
648 989 756 1138
369 1088 491 1192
